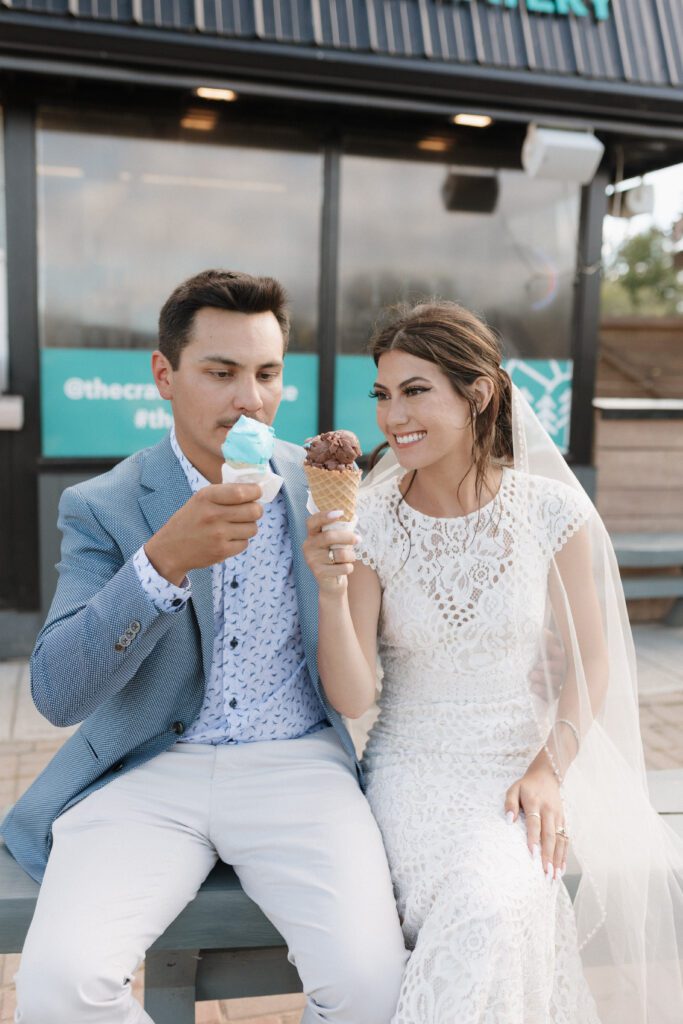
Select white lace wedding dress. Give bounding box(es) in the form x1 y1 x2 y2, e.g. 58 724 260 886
356 467 602 1024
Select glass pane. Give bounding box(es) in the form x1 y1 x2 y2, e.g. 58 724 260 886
37 109 323 456
602 162 683 319
0 108 8 393
336 154 580 454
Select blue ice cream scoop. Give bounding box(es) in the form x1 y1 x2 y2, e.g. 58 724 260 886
222 415 275 467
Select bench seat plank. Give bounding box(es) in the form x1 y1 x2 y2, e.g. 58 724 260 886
612 534 683 568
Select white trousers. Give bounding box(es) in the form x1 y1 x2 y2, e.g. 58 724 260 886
14 730 408 1024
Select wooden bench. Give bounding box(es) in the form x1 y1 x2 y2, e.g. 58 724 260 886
612 533 683 626
2 769 682 1022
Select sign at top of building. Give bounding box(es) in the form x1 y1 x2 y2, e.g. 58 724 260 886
445 0 611 20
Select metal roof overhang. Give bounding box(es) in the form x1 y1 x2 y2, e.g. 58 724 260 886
0 12 682 169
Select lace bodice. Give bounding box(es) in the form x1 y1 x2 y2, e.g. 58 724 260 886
355 468 592 710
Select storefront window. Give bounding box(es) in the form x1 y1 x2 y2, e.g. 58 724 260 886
0 108 8 394
602 163 683 319
335 154 580 453
37 109 323 457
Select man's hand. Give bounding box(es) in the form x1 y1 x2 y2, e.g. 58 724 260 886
530 627 566 701
144 483 263 585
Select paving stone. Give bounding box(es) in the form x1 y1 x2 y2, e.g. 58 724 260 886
0 983 17 1023
223 995 305 1020
195 1001 228 1023
0 955 20 986
0 666 19 743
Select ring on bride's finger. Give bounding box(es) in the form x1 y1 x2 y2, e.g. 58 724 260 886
555 826 570 841
526 811 542 820
328 548 336 564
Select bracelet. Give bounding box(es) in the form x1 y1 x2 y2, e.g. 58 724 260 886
556 718 580 752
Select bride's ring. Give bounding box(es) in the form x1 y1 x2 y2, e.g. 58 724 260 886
555 826 570 841
328 548 336 564
526 811 541 820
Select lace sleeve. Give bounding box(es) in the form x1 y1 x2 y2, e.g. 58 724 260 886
537 478 594 555
354 489 385 574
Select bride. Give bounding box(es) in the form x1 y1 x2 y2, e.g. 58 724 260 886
303 300 683 1024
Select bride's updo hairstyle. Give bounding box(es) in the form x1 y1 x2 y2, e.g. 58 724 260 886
368 300 513 497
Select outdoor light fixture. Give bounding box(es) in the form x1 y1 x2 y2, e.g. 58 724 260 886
452 114 493 128
442 172 499 214
180 109 218 131
418 138 450 152
194 87 238 102
522 125 605 184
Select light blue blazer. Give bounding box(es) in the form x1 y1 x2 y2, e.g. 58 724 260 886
0 435 358 882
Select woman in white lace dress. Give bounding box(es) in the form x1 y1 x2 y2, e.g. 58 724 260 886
303 301 605 1023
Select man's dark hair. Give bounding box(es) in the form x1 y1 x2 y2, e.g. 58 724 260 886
158 269 290 368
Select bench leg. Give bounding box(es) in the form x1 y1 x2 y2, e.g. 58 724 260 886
665 599 683 627
144 949 199 1024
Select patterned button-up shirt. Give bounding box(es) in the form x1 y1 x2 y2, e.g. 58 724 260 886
133 427 326 744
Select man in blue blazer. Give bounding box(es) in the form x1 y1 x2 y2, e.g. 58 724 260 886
3 269 407 1024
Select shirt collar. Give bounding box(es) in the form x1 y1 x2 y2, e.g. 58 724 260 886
169 425 211 494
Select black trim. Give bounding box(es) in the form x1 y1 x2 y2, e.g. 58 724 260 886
568 168 609 467
0 98 40 611
597 408 683 420
316 142 341 434
37 458 121 472
1 13 683 130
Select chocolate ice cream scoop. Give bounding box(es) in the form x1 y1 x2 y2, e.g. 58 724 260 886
304 430 362 471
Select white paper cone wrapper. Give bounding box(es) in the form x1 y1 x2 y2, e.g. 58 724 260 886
221 462 283 503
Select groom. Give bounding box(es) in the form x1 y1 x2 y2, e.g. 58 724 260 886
1 269 408 1023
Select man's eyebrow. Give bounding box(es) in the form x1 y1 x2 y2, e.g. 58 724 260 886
372 376 431 389
199 356 283 370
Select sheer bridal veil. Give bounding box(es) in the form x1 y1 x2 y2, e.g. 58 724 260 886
361 383 683 1023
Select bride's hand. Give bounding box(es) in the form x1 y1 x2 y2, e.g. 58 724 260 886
303 511 359 594
504 761 567 881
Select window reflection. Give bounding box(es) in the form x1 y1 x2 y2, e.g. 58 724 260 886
338 155 580 358
37 110 323 354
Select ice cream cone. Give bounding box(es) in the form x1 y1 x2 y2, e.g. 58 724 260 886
304 464 361 523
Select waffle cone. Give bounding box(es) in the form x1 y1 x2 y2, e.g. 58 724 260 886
304 464 361 522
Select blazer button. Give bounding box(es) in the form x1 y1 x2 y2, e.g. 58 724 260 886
112 761 124 772
130 621 141 633
172 721 185 735
114 642 125 652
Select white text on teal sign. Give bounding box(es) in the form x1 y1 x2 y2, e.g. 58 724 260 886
445 0 610 20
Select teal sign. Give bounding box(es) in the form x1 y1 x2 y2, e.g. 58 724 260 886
41 348 572 459
449 0 610 18
40 348 318 458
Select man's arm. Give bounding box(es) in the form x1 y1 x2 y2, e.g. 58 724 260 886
31 479 264 727
30 486 185 727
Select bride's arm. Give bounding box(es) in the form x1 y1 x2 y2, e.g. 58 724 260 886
303 511 380 718
505 521 609 877
544 523 610 770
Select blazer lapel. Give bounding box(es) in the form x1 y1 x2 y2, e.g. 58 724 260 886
137 437 214 680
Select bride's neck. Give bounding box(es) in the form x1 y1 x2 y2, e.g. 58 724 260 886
402 458 502 518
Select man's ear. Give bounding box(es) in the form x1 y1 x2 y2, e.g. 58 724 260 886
472 376 495 414
152 350 174 401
